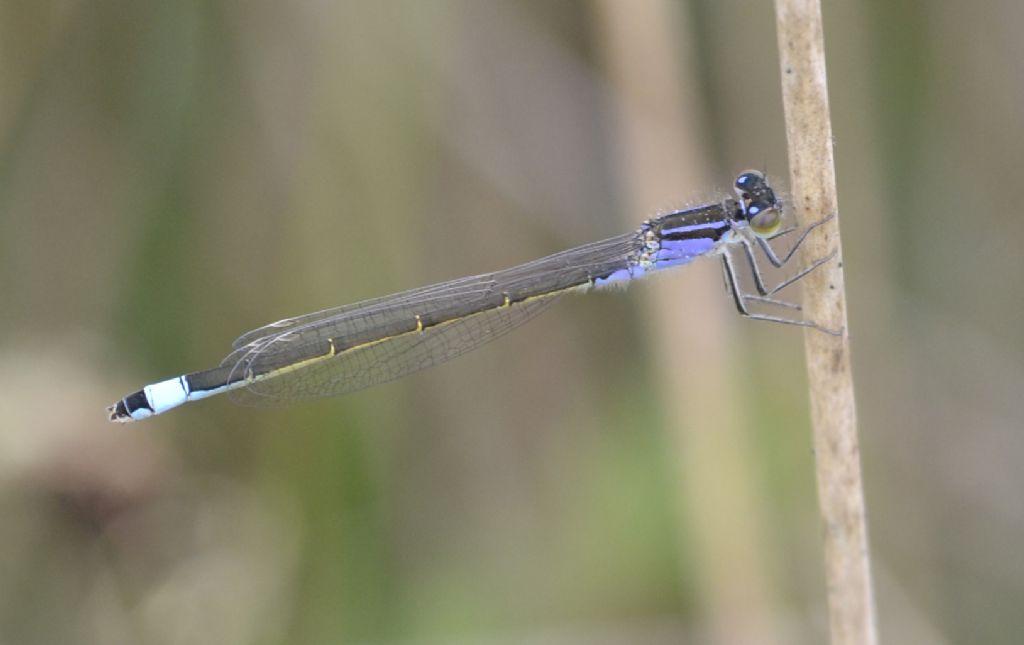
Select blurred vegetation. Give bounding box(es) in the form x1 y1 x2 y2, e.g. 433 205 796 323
1 1 1022 644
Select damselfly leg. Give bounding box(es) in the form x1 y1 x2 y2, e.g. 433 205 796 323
721 213 842 335
757 212 836 268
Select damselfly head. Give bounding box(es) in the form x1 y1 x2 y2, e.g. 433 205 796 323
735 170 782 237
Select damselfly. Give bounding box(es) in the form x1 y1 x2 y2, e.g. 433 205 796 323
109 171 838 422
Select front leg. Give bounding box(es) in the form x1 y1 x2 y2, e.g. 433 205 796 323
756 212 836 268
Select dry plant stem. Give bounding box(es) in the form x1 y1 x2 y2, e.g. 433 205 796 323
774 1 879 644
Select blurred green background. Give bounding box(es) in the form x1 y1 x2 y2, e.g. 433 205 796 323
2 1 1022 643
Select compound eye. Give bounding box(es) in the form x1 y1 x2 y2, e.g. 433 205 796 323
748 202 781 236
735 170 766 197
